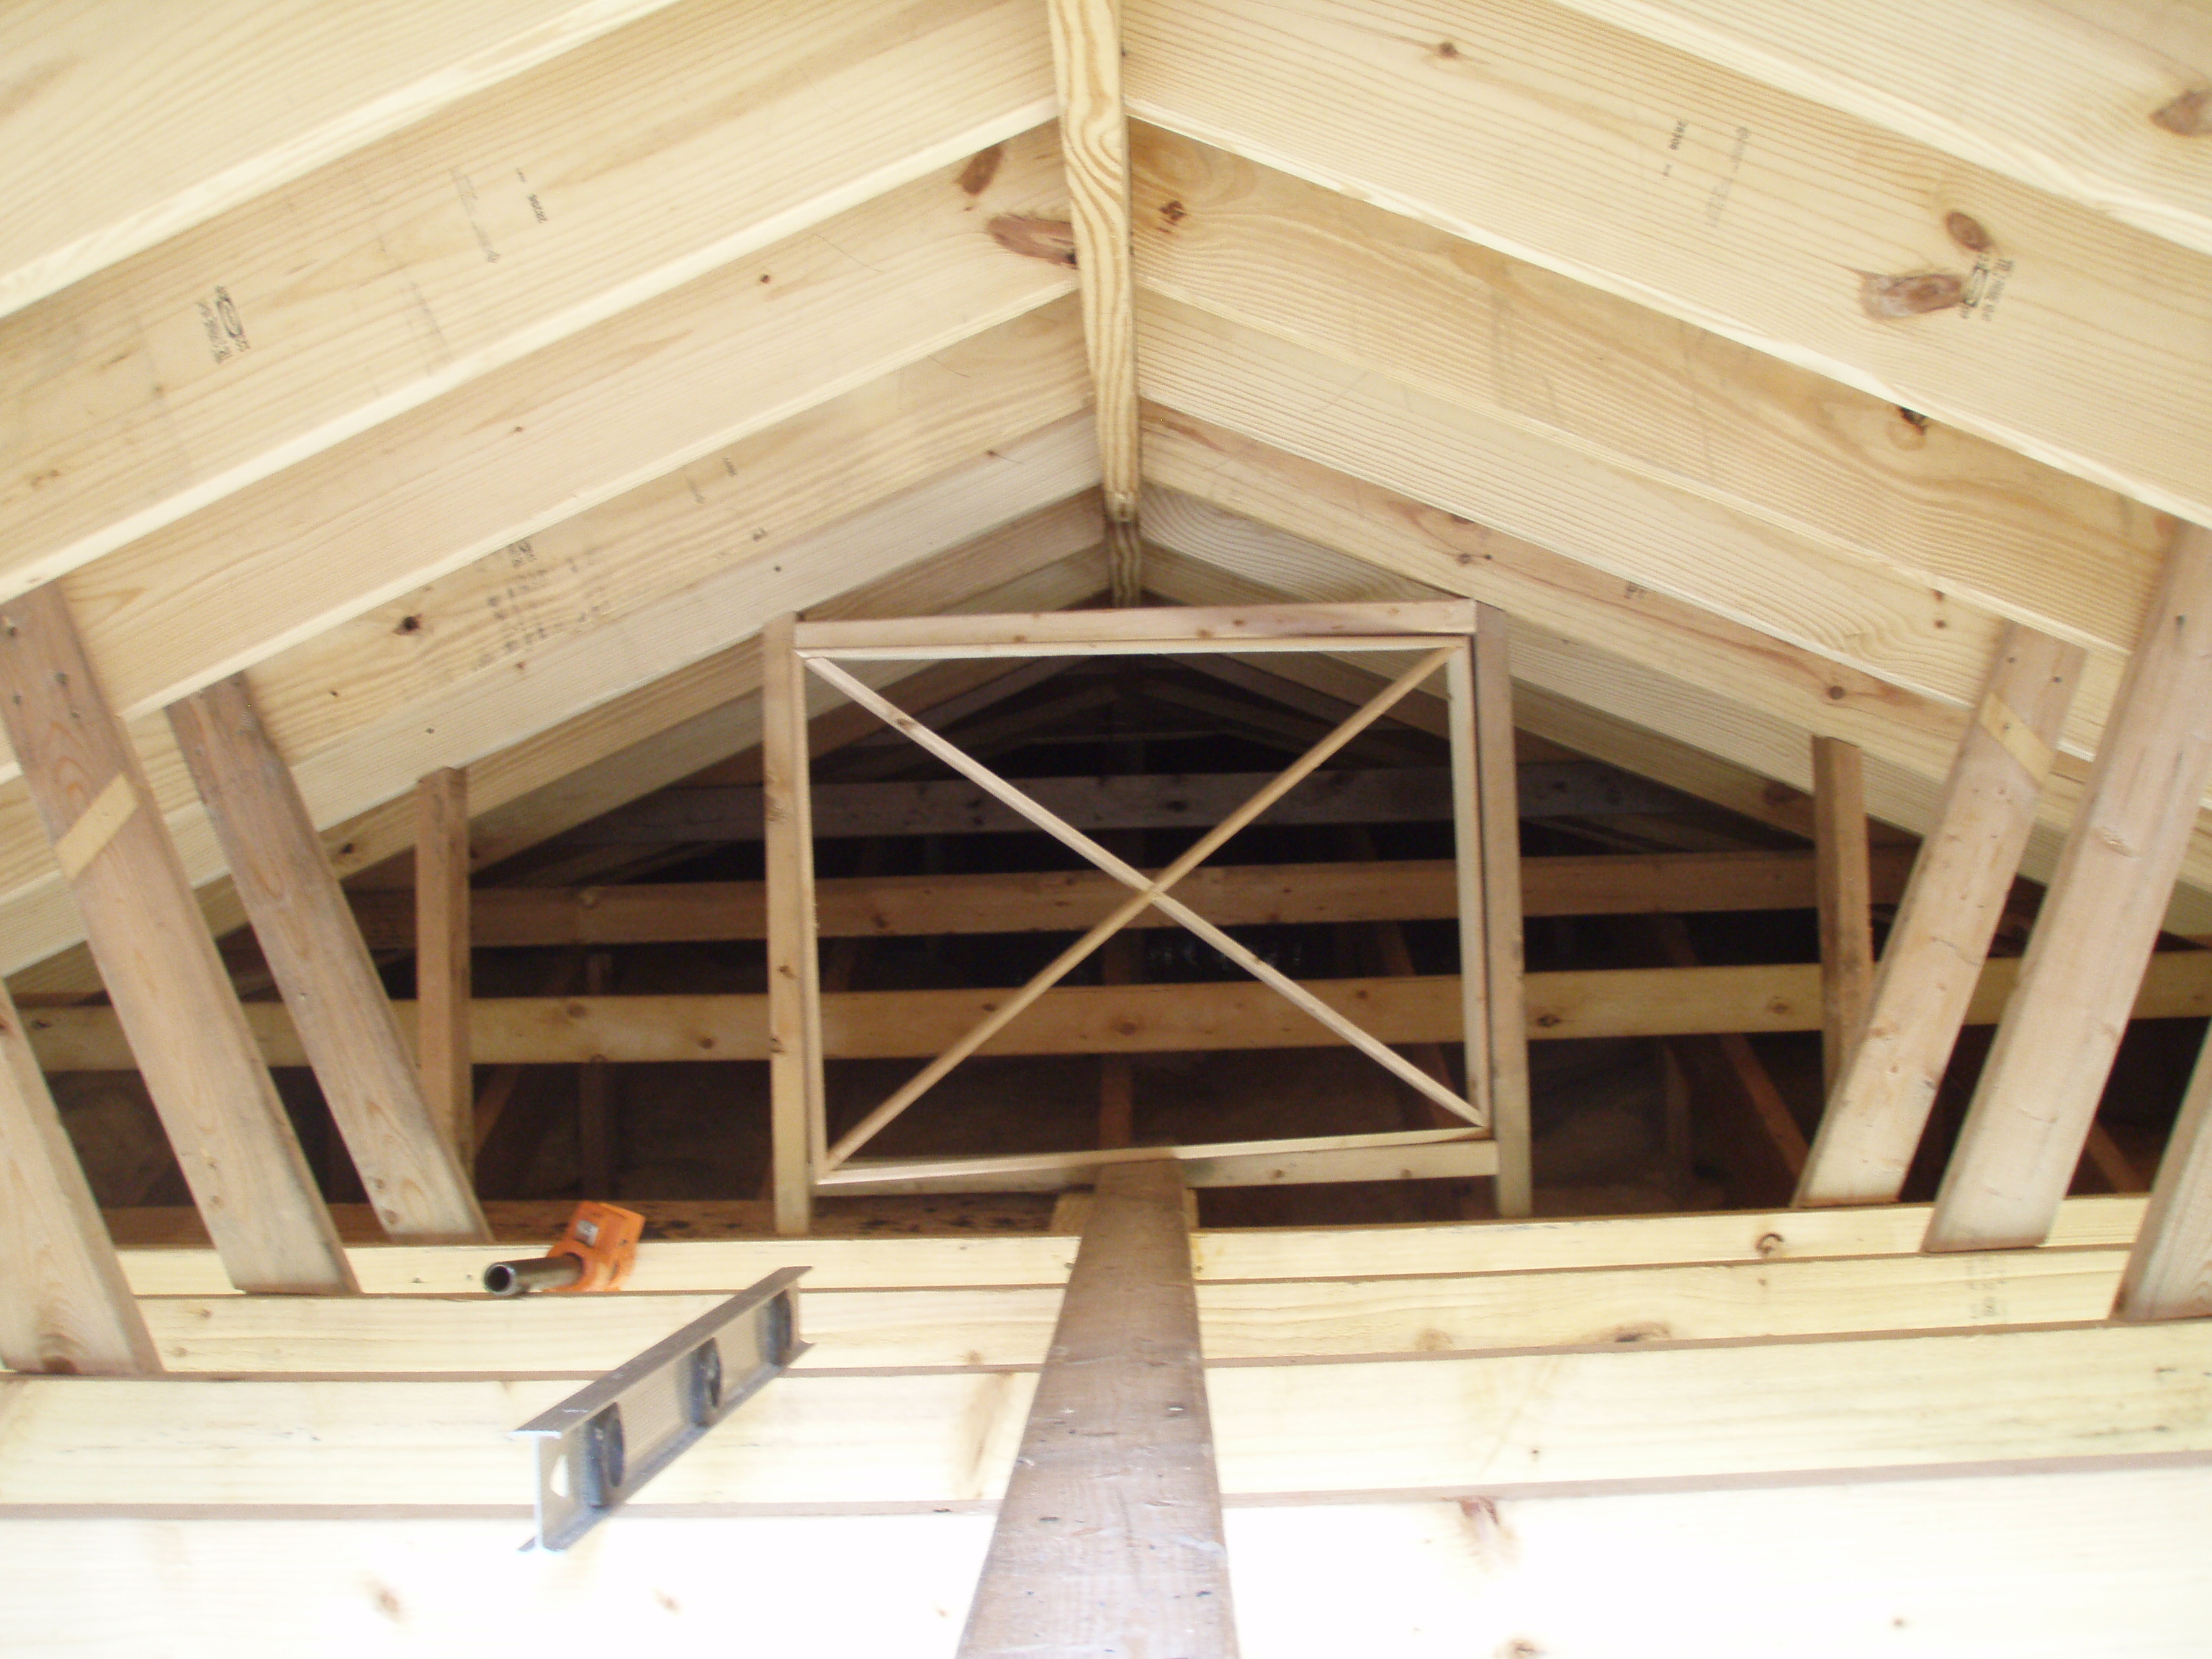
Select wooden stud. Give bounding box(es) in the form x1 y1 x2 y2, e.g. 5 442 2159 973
577 951 616 1198
1475 608 1534 1215
1097 934 1138 1148
0 583 351 1294
414 768 473 1174
0 973 158 1373
2116 1022 2212 1321
761 614 824 1236
1046 0 1143 605
794 599 1473 652
1811 735 1874 1092
958 1158 1237 1656
168 675 487 1244
1445 642 1495 1139
1930 529 2212 1250
824 1128 1496 1194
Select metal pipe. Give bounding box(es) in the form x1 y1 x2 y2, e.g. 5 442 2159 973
482 1254 584 1297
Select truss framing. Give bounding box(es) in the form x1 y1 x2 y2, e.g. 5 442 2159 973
761 601 1531 1232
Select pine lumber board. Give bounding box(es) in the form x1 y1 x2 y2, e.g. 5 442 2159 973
0 974 159 1375
1931 528 2212 1250
107 1195 2149 1300
413 769 475 1174
4 1323 2209 1510
1799 626 2085 1205
0 0 1055 597
2118 1021 2212 1321
1046 0 1144 609
0 585 351 1295
0 127 1076 802
761 613 824 1235
0 0 694 317
166 679 485 1241
1548 0 2212 258
113 1246 2127 1375
959 1159 1234 1654
0 393 1101 983
1123 0 2212 527
1811 736 1872 1089
26 949 2212 1074
1474 608 1533 1211
346 848 1917 948
4 1474 2209 1657
1135 427 2212 935
823 1130 1498 1195
1131 125 2173 670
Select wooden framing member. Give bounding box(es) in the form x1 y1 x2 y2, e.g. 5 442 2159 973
0 973 158 1373
2115 1019 2212 1322
1811 735 1873 1092
1810 626 2083 1206
414 768 473 1174
167 675 487 1244
958 1157 1235 1656
0 584 351 1294
1473 603 1533 1214
1046 0 1143 603
1929 530 2212 1250
761 615 826 1237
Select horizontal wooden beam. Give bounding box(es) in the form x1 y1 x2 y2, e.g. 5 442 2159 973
107 1193 2152 1300
557 763 1684 844
820 1129 1498 1195
117 1244 2127 1375
3 1322 2206 1509
347 848 1917 948
27 951 2212 1073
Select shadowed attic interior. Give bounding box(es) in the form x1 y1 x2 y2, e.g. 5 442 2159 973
4 1 2212 1653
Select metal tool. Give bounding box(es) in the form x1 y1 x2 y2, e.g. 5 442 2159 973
511 1266 809 1550
482 1200 644 1296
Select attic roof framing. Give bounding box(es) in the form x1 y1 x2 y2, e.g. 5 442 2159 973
760 599 1534 1231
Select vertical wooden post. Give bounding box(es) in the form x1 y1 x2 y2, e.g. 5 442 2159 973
1929 528 2212 1251
1812 735 1874 1092
1475 606 1534 1215
763 614 824 1236
2115 1022 2212 1321
0 976 160 1373
415 768 472 1174
1046 0 1141 605
0 583 352 1293
1097 934 1138 1148
1445 637 1495 1136
958 1157 1236 1657
577 950 616 1197
168 675 487 1243
1797 626 2083 1208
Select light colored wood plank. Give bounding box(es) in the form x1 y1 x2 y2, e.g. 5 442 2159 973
959 1159 1235 1655
0 0 695 316
0 585 351 1294
0 392 1101 985
577 951 616 1197
26 950 2212 1074
107 1192 2150 1300
1475 606 1534 1215
0 0 1055 598
1123 0 2212 526
1549 0 2212 257
1930 526 2212 1250
413 769 473 1174
1130 122 2172 670
1046 0 1143 606
1135 418 2212 935
795 598 1473 651
1445 642 1494 1141
2117 1020 2212 1321
118 1245 2129 1375
4 1323 2209 1509
1811 735 1873 1092
1799 626 2084 1206
349 847 1917 948
761 615 824 1236
0 974 158 1375
168 678 485 1244
821 1130 1499 1195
